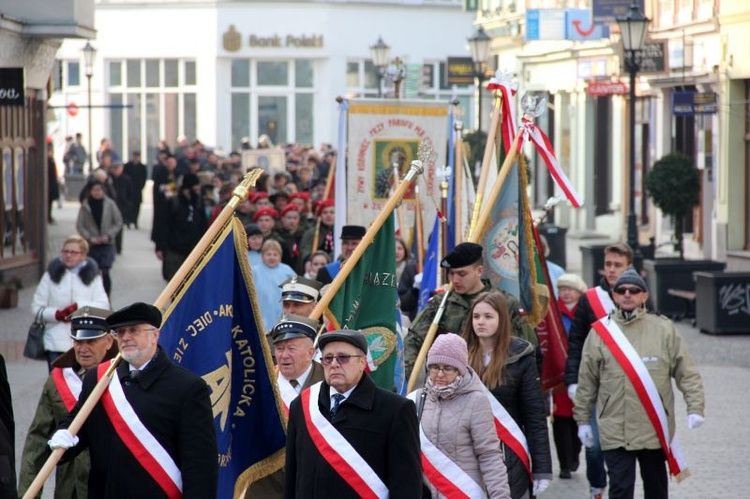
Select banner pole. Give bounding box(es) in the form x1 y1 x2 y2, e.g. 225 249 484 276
22 168 265 499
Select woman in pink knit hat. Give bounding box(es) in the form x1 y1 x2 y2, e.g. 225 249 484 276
414 333 511 498
463 291 553 498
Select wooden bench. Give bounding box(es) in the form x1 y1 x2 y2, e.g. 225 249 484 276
667 288 697 326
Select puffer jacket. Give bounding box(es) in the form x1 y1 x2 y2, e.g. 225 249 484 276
487 338 553 499
574 307 704 451
31 258 110 352
419 368 511 499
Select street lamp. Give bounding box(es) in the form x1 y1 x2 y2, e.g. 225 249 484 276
82 41 97 174
369 36 390 98
468 26 491 139
616 3 650 259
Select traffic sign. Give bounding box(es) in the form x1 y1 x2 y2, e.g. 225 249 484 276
67 102 79 117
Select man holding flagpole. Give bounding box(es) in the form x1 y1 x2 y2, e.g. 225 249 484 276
48 302 218 498
574 269 704 499
285 329 421 498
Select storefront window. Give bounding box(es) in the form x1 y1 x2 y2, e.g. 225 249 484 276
258 95 288 144
146 60 160 87
295 60 314 88
347 62 360 87
127 60 141 87
232 60 250 87
296 94 313 145
127 94 142 156
67 62 80 87
145 93 161 160
184 93 197 143
110 61 122 87
258 61 289 86
165 59 179 87
110 94 124 156
232 93 251 151
185 61 197 85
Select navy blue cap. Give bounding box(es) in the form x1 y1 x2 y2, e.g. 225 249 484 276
107 302 162 329
70 306 113 340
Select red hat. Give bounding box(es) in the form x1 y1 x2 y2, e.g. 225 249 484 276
281 204 300 216
316 199 335 215
250 192 269 203
253 207 279 221
289 192 311 202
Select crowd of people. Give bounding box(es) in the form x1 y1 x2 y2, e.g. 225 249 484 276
13 133 706 499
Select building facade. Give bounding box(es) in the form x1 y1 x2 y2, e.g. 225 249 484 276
50 0 475 167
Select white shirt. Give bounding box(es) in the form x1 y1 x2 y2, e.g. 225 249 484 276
288 362 314 394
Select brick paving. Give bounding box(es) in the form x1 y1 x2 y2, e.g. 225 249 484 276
3 201 749 497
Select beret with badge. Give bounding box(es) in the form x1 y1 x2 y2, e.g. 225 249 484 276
441 242 483 269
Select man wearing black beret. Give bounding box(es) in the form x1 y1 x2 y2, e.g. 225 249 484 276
49 302 218 498
405 242 538 379
285 330 421 498
316 225 366 285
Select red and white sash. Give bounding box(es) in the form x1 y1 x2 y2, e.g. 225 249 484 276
52 367 82 412
586 286 615 319
97 362 183 498
277 372 299 416
407 391 485 498
480 385 532 477
592 318 690 481
300 382 388 498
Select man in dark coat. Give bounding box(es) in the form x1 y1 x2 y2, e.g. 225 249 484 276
49 302 218 498
151 155 178 246
285 330 421 498
0 353 16 499
123 151 148 229
109 161 135 254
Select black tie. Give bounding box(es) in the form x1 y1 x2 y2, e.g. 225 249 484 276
331 394 344 417
290 379 299 389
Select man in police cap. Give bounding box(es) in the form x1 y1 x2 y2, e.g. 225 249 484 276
280 276 323 318
19 306 117 498
316 225 366 285
285 329 421 498
244 314 325 498
49 302 218 498
404 242 537 378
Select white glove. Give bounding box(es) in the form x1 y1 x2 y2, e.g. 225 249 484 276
532 478 550 495
578 424 595 448
48 429 79 450
413 272 423 289
687 413 704 429
567 383 578 401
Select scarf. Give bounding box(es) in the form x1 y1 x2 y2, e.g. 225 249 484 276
89 197 104 231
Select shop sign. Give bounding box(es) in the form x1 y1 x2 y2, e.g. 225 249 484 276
446 57 474 85
587 80 628 96
638 41 668 74
593 0 644 24
0 68 24 107
672 92 718 116
222 25 324 52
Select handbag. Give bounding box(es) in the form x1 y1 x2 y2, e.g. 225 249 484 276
23 309 47 360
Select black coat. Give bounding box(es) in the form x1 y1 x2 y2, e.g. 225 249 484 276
123 160 148 202
285 374 421 499
488 338 552 499
397 260 418 321
156 192 207 255
111 174 136 224
0 354 16 499
62 348 218 498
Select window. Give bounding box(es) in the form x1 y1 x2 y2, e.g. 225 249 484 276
67 61 80 87
231 59 315 149
107 58 197 163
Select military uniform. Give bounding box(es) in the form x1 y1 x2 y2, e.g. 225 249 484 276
404 279 537 378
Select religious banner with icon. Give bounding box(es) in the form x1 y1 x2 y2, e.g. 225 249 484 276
346 100 447 248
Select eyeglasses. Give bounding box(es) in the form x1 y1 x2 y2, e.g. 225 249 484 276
113 327 157 338
428 365 458 375
321 354 364 365
614 287 644 296
61 249 82 255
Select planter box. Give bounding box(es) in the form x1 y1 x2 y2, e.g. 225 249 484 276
695 271 750 335
642 259 726 318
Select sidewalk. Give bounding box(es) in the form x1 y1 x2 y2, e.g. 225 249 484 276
4 203 749 497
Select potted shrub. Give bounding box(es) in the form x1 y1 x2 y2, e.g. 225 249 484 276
642 153 725 317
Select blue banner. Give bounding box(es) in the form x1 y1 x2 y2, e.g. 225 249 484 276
160 219 286 498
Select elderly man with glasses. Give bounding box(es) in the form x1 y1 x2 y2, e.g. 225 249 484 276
48 302 218 498
284 329 421 498
574 269 705 499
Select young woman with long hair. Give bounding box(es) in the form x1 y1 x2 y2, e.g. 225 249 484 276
462 290 552 499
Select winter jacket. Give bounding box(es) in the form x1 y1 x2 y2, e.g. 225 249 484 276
31 258 110 352
76 196 123 246
574 307 705 451
486 338 553 499
419 369 511 498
